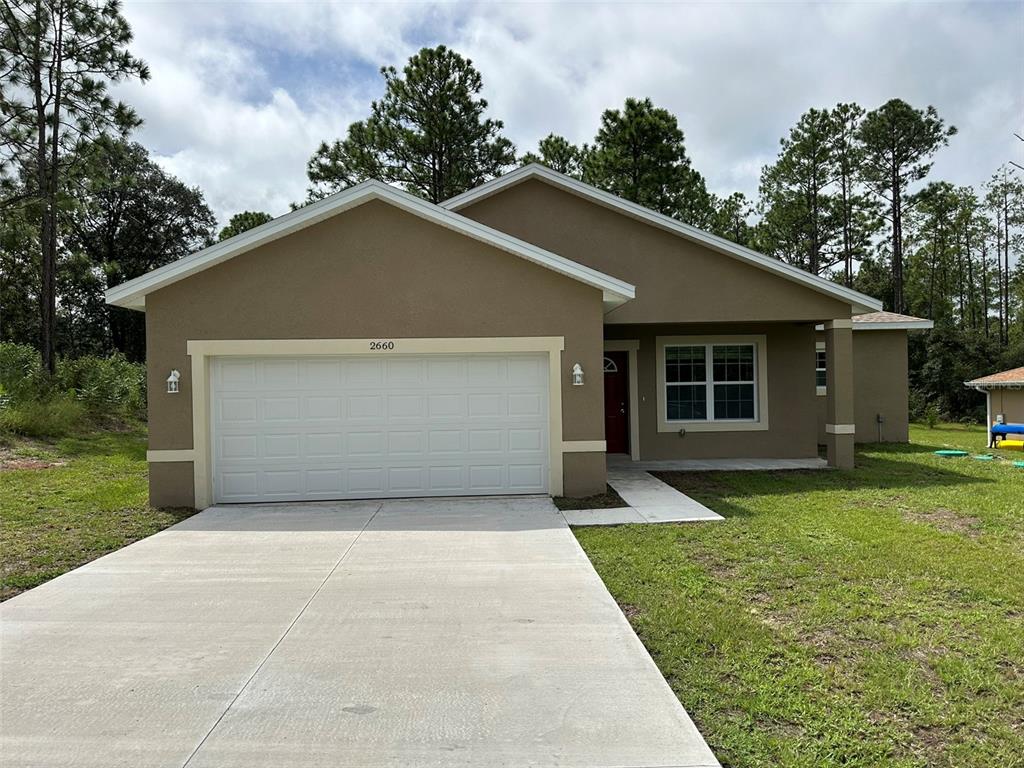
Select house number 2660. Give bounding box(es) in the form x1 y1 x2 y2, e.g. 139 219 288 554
369 341 395 351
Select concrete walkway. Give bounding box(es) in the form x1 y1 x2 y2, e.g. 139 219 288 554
1 497 719 768
561 469 723 527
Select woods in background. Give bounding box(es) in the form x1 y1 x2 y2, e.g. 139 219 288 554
2 28 1022 420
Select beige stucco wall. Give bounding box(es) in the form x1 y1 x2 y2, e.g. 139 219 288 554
145 199 607 507
990 388 1024 424
815 329 910 444
458 179 854 325
606 323 820 460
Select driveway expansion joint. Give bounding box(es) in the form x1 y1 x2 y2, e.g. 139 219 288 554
179 502 383 767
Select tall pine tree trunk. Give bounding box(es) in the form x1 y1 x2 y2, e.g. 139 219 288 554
891 167 904 313
982 238 990 338
1003 190 1011 345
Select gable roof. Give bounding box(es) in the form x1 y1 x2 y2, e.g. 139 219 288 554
105 179 635 312
852 312 934 330
443 164 883 315
965 366 1024 389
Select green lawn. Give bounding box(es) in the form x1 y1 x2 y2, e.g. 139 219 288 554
575 424 1024 768
0 428 194 600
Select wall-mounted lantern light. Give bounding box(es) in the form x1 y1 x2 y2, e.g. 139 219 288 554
167 369 180 394
571 363 584 386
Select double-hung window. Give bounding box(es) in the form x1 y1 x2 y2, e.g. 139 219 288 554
665 342 757 422
815 342 827 394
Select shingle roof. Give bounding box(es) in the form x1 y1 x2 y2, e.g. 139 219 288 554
965 367 1024 388
853 311 925 324
850 312 934 330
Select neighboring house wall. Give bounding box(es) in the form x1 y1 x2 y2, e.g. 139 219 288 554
458 178 854 324
145 200 607 507
606 323 819 460
815 329 910 443
990 389 1024 424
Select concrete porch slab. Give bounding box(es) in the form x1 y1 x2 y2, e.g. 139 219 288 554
608 455 828 472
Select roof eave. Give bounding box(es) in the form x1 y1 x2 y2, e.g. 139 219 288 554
853 320 935 331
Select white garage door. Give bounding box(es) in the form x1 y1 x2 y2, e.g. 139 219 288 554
210 354 550 503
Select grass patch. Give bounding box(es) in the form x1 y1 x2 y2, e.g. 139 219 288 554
0 426 194 600
553 484 628 510
575 424 1024 768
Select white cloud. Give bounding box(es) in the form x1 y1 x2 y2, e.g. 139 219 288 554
116 0 1023 227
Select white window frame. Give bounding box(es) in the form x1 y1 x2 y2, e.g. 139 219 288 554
656 335 769 433
815 341 827 396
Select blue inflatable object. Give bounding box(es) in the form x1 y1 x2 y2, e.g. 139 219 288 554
934 450 968 457
992 423 1024 437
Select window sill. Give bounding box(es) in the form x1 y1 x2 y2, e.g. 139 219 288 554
657 420 770 433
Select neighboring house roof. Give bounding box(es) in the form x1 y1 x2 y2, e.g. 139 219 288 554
851 312 935 331
965 367 1024 389
442 164 884 315
105 179 635 312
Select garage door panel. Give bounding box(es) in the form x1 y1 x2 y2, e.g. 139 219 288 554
509 428 544 452
346 359 383 386
428 430 463 453
469 465 504 491
348 395 383 419
263 434 300 459
211 354 549 503
509 464 545 489
305 396 343 420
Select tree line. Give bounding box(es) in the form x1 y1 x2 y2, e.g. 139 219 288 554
2 6 1021 418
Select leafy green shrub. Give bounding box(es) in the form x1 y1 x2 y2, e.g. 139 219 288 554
0 343 146 438
0 394 88 437
908 389 928 423
0 342 47 403
924 403 940 429
56 354 146 418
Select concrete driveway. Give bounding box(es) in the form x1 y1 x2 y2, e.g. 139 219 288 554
1 497 718 768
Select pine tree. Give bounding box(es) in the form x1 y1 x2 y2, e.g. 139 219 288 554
1 0 148 373
306 46 515 204
857 100 955 313
583 98 713 227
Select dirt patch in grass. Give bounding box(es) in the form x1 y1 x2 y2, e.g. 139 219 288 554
553 484 627 510
905 507 983 538
619 602 642 620
652 470 737 498
1 456 66 471
0 443 66 471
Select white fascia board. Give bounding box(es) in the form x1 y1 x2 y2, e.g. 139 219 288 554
853 320 935 331
105 179 634 311
444 164 884 314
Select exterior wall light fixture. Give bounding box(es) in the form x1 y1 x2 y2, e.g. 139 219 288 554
571 363 584 386
167 369 181 394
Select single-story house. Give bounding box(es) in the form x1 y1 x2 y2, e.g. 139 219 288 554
965 367 1024 446
106 164 926 510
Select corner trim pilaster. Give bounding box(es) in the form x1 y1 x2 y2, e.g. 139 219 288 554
825 423 856 435
147 449 195 462
562 440 606 453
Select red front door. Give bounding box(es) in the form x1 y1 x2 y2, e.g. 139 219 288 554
604 351 629 454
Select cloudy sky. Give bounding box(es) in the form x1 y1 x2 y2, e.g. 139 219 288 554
116 0 1023 227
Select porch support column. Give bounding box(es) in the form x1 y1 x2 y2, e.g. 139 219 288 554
824 319 855 469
